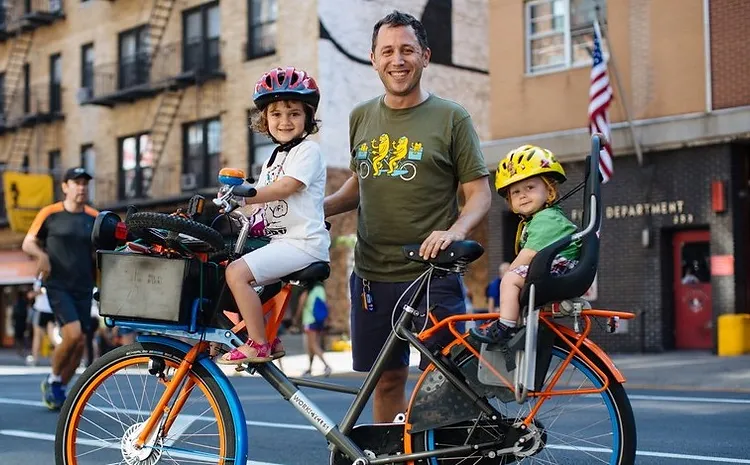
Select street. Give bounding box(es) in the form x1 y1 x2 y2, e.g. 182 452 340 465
0 350 748 464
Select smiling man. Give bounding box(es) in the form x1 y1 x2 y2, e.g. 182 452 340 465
324 10 492 423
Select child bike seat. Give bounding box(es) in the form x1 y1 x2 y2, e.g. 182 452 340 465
520 136 604 308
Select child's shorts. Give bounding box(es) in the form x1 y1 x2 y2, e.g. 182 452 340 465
242 240 324 286
510 256 579 279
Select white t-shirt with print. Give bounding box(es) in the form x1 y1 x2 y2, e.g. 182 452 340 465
255 139 330 261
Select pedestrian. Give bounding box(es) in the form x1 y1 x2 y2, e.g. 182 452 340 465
22 167 98 410
485 262 510 314
471 145 581 345
324 10 492 423
27 287 58 366
299 280 333 377
216 66 331 365
12 290 30 358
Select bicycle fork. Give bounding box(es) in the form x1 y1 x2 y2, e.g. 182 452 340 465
135 341 209 448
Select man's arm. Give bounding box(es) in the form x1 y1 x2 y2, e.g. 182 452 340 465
22 234 50 278
419 176 492 258
323 172 360 217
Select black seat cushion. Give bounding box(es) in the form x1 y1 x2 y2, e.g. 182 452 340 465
282 262 330 283
402 240 484 266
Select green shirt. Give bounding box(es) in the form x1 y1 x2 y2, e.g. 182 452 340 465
519 205 581 260
302 283 326 326
349 94 489 281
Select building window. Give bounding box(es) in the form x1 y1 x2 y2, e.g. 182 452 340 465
118 133 153 200
525 0 607 74
183 118 221 190
183 2 220 74
0 162 5 220
247 0 277 59
49 150 62 201
247 110 274 179
81 43 94 94
50 53 62 113
0 73 5 121
81 144 95 203
118 26 150 89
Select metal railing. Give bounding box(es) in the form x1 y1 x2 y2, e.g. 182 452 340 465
83 40 223 103
1 82 63 126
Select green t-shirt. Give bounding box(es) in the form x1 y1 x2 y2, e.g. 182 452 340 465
349 94 489 281
519 205 581 260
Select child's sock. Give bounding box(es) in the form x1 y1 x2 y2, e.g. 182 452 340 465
498 318 517 328
47 373 62 384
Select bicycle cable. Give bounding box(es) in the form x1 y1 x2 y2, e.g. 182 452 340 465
390 267 433 341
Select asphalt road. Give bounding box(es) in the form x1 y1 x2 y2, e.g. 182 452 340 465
0 370 749 464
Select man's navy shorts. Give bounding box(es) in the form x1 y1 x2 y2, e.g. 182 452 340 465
46 286 93 333
349 271 466 372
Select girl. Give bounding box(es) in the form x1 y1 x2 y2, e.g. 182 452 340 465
470 145 581 345
218 67 330 365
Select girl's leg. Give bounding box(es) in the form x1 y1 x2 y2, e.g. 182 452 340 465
222 260 270 362
310 330 331 375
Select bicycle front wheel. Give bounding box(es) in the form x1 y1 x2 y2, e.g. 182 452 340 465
406 341 637 464
55 341 237 465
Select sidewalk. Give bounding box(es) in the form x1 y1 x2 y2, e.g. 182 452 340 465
3 337 749 391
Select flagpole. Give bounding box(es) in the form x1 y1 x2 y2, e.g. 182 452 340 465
594 7 644 167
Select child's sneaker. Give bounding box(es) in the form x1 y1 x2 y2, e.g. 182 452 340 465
470 320 515 345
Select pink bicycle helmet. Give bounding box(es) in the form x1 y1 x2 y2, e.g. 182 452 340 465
252 66 320 110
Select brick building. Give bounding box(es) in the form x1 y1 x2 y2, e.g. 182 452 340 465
0 0 491 344
483 0 750 353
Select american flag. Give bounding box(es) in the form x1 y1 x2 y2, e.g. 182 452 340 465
588 20 614 183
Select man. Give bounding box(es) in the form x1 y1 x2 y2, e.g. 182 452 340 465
324 10 492 423
22 167 98 410
486 262 511 314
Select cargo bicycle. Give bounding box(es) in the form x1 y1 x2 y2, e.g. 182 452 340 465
55 134 636 464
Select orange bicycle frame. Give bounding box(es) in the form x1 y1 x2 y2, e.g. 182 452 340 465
135 283 293 445
418 308 635 424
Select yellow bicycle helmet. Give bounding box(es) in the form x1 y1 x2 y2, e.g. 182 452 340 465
495 144 566 195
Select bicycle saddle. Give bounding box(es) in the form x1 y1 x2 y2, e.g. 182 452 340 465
402 240 484 266
281 261 331 283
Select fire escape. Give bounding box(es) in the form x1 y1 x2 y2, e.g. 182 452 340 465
1 0 65 169
142 0 183 195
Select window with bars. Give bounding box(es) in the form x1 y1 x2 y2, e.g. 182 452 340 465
247 0 277 60
118 26 150 89
525 0 607 74
81 43 94 93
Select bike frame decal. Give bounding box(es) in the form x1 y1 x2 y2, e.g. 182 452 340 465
290 390 336 435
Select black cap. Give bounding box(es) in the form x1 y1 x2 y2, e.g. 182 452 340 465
63 167 93 182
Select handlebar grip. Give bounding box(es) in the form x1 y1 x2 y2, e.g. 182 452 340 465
234 183 257 198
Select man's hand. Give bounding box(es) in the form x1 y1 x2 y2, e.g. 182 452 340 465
419 229 466 259
36 253 51 279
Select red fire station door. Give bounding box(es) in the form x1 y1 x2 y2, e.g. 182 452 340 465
673 230 713 349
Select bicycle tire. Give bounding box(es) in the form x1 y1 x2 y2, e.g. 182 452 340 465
55 341 238 465
406 340 637 465
126 211 226 252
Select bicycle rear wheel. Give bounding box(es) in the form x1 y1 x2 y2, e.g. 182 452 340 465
55 341 237 465
406 340 637 464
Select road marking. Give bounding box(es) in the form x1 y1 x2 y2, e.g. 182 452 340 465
0 430 282 465
627 394 750 405
4 427 750 464
0 397 317 431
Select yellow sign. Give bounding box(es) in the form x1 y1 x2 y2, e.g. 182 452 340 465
2 171 54 233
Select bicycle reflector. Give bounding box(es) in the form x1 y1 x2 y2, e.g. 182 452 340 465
92 211 129 250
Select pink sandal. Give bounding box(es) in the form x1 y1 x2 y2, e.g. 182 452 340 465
217 339 272 365
271 337 286 360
